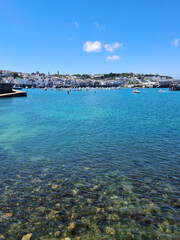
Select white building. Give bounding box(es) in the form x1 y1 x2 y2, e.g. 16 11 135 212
14 78 29 85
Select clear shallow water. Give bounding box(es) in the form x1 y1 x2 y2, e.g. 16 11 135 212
0 88 179 240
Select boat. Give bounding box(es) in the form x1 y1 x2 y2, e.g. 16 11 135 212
13 86 22 90
132 89 140 93
43 87 47 91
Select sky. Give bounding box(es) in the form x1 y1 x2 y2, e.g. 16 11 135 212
0 0 180 78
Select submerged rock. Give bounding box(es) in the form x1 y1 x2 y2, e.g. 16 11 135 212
72 188 79 195
54 231 61 237
5 213 13 217
163 221 169 226
106 227 116 235
96 208 101 213
172 201 180 208
22 233 33 240
68 222 75 231
83 167 89 170
56 203 61 207
110 214 119 221
96 208 105 213
92 185 99 191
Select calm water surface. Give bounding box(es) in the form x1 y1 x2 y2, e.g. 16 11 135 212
0 88 179 239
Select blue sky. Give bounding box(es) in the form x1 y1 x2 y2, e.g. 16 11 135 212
0 0 180 77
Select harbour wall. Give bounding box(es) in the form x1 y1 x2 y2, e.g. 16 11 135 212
0 83 12 94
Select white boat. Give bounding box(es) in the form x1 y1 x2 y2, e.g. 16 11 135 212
132 89 140 93
13 86 22 90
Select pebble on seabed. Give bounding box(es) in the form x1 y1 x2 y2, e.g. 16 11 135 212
22 233 33 240
68 222 75 231
5 213 13 217
54 231 61 237
106 227 116 235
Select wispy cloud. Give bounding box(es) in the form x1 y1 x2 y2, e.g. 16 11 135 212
94 22 105 30
106 55 120 61
74 21 79 29
83 41 102 53
68 37 75 41
104 42 123 52
171 38 179 47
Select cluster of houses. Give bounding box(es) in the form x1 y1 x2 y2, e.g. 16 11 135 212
0 70 178 88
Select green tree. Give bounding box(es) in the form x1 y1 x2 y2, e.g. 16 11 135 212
82 74 91 79
73 74 82 77
10 72 19 78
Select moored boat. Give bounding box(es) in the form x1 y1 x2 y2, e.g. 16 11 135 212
132 89 140 93
13 86 22 90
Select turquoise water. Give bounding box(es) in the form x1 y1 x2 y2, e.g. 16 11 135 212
0 88 179 240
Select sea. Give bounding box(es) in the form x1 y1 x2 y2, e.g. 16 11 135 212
0 88 179 240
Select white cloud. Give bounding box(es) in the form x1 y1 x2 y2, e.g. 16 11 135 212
83 41 102 53
104 42 123 52
74 21 79 29
94 22 105 30
171 38 179 47
106 55 120 61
